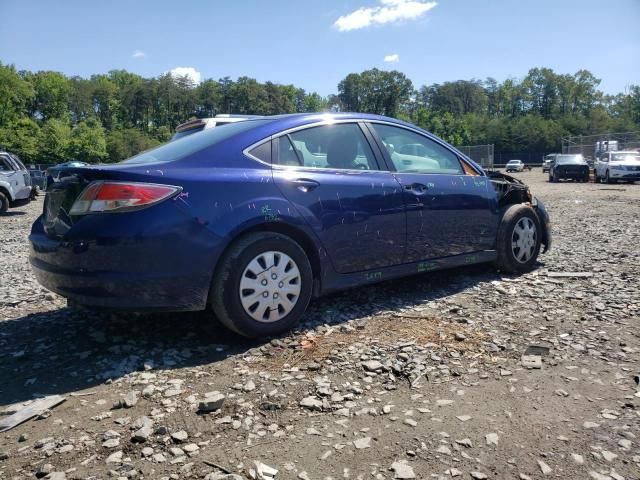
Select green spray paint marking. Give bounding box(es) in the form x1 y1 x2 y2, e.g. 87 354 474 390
365 271 382 281
417 262 436 273
261 205 279 222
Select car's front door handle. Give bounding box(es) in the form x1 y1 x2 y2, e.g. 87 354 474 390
291 178 320 193
404 183 429 195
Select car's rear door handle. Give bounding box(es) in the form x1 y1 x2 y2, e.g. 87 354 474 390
404 183 429 195
291 178 320 192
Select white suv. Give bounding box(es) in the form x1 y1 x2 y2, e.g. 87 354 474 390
0 151 33 214
171 114 261 141
594 151 640 184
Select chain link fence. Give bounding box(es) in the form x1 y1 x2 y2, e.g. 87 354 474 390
562 131 640 159
456 144 494 169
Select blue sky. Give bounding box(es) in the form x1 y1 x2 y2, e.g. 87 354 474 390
1 0 638 95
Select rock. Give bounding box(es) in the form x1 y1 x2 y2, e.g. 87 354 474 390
455 438 472 448
583 421 600 429
456 415 471 422
403 418 417 427
253 460 278 480
205 474 244 480
362 360 384 372
299 396 323 411
105 450 123 463
171 430 189 442
485 432 499 446
199 392 226 412
354 436 371 449
571 453 584 465
44 474 66 480
152 453 166 463
243 380 256 392
537 460 552 475
601 450 618 462
36 464 54 478
521 355 542 369
102 438 120 448
470 472 487 479
113 391 138 409
391 460 415 479
132 416 154 442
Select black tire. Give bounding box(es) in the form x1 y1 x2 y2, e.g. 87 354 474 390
0 192 8 215
210 232 313 338
594 172 600 183
495 204 542 274
605 170 612 184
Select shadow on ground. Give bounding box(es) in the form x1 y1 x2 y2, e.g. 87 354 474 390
0 262 515 406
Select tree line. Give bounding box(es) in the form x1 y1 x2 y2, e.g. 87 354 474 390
0 61 638 165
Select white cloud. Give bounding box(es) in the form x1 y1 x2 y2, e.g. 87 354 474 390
168 67 202 85
334 0 437 32
132 50 146 58
384 53 400 63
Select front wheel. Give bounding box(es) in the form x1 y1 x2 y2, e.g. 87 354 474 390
210 232 313 338
605 170 612 184
495 205 542 273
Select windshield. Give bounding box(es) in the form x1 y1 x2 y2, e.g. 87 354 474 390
556 155 585 164
507 160 520 164
611 153 640 162
125 119 271 165
171 125 205 141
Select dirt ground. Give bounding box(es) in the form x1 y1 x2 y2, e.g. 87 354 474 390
0 171 638 480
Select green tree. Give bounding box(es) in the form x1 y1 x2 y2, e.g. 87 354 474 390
67 118 108 163
106 128 160 162
27 71 70 121
337 69 413 117
0 118 41 162
0 63 34 127
39 118 71 163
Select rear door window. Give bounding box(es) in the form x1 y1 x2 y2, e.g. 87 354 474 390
274 123 379 171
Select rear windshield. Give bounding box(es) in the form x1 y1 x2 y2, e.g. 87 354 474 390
124 119 271 165
171 125 205 141
556 155 585 164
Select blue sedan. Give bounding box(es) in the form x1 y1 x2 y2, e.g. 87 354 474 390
29 113 551 337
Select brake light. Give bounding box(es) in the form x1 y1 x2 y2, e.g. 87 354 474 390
69 181 181 215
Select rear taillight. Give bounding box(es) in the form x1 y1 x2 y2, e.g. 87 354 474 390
69 181 181 215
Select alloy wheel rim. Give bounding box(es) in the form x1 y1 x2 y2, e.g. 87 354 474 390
511 217 537 264
239 251 301 323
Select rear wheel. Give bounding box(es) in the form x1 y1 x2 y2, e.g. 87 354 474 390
210 232 313 338
495 205 542 273
0 192 8 215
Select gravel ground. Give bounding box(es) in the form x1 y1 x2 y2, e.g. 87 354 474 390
1 171 639 480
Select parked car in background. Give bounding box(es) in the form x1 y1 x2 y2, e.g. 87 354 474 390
549 154 589 182
594 151 640 184
29 169 47 192
505 159 525 172
46 161 89 190
542 153 559 172
0 151 32 214
171 114 262 141
30 113 551 338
